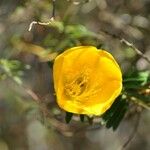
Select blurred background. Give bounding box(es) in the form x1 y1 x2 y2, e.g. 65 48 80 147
0 0 150 150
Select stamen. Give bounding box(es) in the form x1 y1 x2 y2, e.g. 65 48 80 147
64 69 89 98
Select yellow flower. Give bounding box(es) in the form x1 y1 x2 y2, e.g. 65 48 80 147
53 46 122 116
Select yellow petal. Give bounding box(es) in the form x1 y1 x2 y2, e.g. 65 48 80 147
53 46 122 116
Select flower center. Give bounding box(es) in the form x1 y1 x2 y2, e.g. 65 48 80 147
65 73 89 98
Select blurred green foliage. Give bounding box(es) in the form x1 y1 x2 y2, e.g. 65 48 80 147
0 59 30 84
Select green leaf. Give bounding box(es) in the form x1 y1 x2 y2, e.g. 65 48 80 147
80 115 85 122
47 61 53 68
123 71 150 89
66 25 95 39
102 96 122 121
65 112 73 123
102 96 129 130
112 104 128 130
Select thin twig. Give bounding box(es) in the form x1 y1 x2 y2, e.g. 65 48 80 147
23 86 75 136
52 0 56 19
119 113 141 150
98 29 150 64
23 86 103 134
28 20 53 31
67 0 91 5
123 92 150 110
25 88 40 103
28 0 56 31
121 38 150 64
129 96 150 110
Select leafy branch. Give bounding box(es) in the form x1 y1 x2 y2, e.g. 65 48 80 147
24 1 150 146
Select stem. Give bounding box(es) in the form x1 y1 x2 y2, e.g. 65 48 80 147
51 0 56 19
129 96 150 110
28 0 56 31
119 113 141 150
121 39 150 64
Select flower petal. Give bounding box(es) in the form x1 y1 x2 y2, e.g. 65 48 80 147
53 46 122 116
